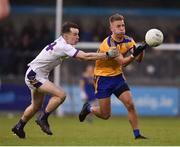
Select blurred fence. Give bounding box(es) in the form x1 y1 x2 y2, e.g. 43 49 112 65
1 6 180 85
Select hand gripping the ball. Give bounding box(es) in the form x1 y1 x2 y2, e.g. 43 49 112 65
132 42 148 58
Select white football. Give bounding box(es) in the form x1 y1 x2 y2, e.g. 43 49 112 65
145 29 164 47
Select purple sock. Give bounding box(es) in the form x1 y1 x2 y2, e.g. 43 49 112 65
133 129 140 138
87 104 91 112
40 111 50 120
16 119 26 129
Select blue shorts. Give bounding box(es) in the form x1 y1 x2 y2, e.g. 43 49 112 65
94 74 130 99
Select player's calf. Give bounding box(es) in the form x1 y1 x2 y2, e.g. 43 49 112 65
57 95 66 105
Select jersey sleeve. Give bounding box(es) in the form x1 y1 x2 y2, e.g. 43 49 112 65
98 38 109 52
128 38 137 53
63 44 79 57
129 38 136 48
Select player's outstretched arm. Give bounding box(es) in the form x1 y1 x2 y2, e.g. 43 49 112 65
75 47 119 60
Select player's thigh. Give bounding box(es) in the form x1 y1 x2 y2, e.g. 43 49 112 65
31 89 45 107
38 80 66 98
98 97 111 115
118 90 134 108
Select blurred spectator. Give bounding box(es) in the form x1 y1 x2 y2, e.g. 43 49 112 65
164 30 176 43
79 65 96 103
0 22 17 75
21 19 36 39
16 33 34 74
92 21 108 42
34 19 52 50
80 28 93 41
0 25 4 48
79 65 97 123
2 22 17 49
175 26 180 43
126 25 142 42
80 22 93 41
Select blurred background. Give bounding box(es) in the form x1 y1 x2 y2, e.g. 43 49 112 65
0 0 180 116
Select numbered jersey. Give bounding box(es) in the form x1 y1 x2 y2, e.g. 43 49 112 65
28 36 79 74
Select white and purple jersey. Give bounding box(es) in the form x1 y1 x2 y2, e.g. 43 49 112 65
28 36 79 75
25 36 79 90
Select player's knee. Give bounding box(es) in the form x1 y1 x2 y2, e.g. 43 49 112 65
61 91 66 101
56 92 66 104
56 90 66 99
126 102 135 112
60 95 66 104
32 104 41 112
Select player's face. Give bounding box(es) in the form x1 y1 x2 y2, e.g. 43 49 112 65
67 28 79 45
110 20 125 38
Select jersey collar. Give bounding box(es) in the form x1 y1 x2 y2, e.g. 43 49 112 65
107 35 131 47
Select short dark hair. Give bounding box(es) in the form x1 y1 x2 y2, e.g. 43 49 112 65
62 22 79 34
109 13 124 23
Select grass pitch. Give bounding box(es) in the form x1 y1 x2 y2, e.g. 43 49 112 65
0 114 180 146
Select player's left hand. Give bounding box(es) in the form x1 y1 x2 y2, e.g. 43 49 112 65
106 47 119 58
132 42 148 57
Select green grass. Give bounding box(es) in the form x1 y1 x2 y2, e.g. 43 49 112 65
0 114 180 145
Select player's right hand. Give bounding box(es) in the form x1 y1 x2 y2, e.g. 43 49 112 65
106 47 119 58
